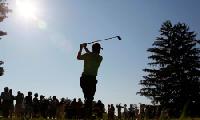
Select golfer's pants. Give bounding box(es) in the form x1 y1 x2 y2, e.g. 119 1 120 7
80 74 97 101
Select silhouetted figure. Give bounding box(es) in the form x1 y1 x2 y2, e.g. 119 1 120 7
77 43 103 119
108 104 111 120
39 95 48 119
110 104 115 120
33 93 40 118
139 104 145 120
77 98 84 119
8 89 15 118
123 104 128 120
15 91 24 119
65 98 72 119
24 91 33 119
135 106 139 120
116 104 123 119
71 98 78 119
57 98 66 119
49 96 59 119
129 104 136 120
94 100 105 119
1 87 11 118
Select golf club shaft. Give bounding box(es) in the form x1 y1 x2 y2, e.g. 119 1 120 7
104 36 118 40
86 36 121 44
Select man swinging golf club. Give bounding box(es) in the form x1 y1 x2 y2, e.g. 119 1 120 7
77 42 103 118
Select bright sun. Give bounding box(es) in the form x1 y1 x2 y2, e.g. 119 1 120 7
16 0 38 20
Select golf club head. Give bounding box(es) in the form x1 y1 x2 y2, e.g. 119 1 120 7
0 61 4 65
0 31 7 36
116 36 122 40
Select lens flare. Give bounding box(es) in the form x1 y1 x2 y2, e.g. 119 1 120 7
38 20 47 30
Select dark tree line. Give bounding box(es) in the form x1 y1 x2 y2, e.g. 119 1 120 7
138 20 200 117
0 0 11 76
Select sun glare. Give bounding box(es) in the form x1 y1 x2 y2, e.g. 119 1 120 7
16 0 38 20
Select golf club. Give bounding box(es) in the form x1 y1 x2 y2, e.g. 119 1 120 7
86 36 122 44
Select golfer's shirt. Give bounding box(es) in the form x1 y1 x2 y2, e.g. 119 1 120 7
79 52 103 76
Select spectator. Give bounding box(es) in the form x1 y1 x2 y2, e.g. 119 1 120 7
24 91 33 119
1 87 11 118
116 104 123 119
110 104 115 120
32 93 40 118
94 100 105 119
124 104 128 120
15 91 24 119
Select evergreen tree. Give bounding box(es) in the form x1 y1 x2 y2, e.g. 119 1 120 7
0 0 11 76
138 20 200 115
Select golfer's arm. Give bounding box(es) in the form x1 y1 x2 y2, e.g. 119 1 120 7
84 47 90 53
77 50 82 60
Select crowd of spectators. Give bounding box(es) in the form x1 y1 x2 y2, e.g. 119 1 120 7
0 87 169 120
0 87 105 119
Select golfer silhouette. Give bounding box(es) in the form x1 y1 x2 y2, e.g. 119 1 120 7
77 43 103 119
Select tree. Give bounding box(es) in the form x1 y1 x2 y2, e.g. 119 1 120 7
138 20 200 116
0 0 11 76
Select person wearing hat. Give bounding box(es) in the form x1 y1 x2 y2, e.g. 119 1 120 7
77 42 103 118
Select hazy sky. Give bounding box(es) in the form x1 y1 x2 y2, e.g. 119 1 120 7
0 0 200 106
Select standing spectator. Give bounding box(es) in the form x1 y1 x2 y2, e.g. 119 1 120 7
65 99 72 119
32 93 40 118
110 104 115 120
15 91 24 119
49 96 59 119
56 98 66 120
1 87 11 118
8 89 15 118
129 104 135 120
71 98 77 119
139 104 145 120
135 106 139 120
116 104 123 119
94 100 105 119
40 95 48 119
123 104 128 120
77 98 83 119
24 91 33 119
108 104 111 120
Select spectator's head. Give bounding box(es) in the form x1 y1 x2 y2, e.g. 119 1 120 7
97 100 102 104
40 95 44 100
53 96 56 100
28 91 32 96
34 93 38 97
108 104 110 108
124 104 127 107
4 87 8 92
61 98 65 102
9 89 12 94
130 104 133 108
78 98 82 102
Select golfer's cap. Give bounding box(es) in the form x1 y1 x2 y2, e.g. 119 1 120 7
92 43 103 50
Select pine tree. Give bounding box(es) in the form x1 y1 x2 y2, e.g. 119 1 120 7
138 20 200 115
0 0 11 76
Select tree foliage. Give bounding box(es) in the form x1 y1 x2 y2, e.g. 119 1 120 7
138 20 200 113
0 0 11 76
